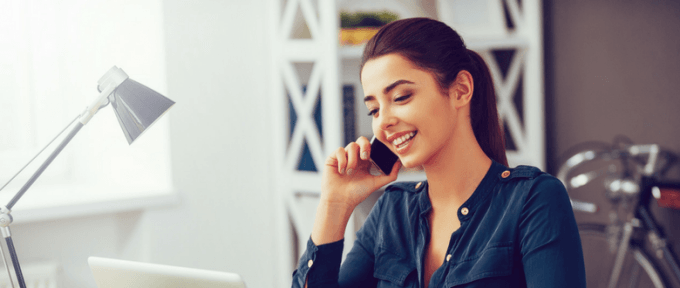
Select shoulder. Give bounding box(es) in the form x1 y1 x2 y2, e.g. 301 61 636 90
381 180 427 203
375 180 426 213
384 181 425 194
496 165 569 206
498 165 563 190
498 165 544 182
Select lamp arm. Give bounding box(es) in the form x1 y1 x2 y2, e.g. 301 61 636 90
0 121 85 288
2 86 114 211
3 229 25 288
0 89 110 288
5 122 84 211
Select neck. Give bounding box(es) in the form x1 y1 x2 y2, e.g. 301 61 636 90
422 126 492 210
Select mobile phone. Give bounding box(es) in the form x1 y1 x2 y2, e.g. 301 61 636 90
370 135 399 175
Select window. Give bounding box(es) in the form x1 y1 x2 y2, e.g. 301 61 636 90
0 0 173 216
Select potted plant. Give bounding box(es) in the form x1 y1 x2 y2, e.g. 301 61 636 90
339 11 398 46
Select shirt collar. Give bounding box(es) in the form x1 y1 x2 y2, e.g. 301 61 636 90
417 160 506 219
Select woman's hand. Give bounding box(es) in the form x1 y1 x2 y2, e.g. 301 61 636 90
312 136 401 245
320 136 401 210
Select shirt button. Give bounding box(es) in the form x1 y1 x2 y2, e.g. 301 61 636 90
446 254 452 262
501 170 511 178
461 207 469 215
415 182 422 189
307 259 313 268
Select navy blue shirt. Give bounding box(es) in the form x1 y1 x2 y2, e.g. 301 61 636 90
292 161 586 287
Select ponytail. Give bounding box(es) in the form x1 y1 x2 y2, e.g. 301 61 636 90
466 49 508 166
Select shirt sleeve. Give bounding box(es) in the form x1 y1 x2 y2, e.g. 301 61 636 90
291 237 344 288
518 175 587 288
338 194 385 288
291 195 385 288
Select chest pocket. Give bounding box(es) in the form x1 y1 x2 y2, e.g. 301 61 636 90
444 244 514 287
374 249 416 287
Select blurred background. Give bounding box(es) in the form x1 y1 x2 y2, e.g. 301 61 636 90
0 0 678 287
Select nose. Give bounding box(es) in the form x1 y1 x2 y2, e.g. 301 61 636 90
377 108 397 131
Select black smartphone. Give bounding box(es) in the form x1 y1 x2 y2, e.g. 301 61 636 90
370 135 399 175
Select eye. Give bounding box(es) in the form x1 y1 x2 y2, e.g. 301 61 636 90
367 108 378 117
395 94 412 102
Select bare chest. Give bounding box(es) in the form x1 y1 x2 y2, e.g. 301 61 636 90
423 212 460 287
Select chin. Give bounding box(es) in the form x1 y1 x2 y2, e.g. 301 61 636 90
398 156 423 169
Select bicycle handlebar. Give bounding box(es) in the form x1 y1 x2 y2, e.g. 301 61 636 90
557 144 661 189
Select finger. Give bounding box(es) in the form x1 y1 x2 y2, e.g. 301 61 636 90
376 160 402 187
335 147 347 174
325 155 338 167
345 142 360 175
356 136 371 160
388 159 402 176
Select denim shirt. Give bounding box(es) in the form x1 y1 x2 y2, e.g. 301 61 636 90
292 161 586 287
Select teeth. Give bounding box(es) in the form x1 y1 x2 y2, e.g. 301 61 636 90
392 131 416 146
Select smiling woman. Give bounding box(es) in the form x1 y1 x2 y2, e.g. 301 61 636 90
361 54 480 169
291 18 585 288
360 19 507 169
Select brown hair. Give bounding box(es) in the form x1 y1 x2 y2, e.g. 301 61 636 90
361 17 508 166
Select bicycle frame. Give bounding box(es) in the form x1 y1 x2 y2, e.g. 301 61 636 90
605 177 680 287
637 177 680 285
558 143 680 287
558 144 665 214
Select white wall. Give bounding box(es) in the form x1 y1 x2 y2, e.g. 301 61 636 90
150 1 277 287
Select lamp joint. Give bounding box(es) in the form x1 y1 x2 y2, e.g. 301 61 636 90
0 206 13 228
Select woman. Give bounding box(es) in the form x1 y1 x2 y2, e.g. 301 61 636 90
292 17 585 288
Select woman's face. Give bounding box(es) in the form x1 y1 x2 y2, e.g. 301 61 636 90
361 53 460 168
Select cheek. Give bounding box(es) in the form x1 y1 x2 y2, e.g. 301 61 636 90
413 103 451 142
371 121 384 142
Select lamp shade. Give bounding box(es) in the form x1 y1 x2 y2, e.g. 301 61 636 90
108 78 175 144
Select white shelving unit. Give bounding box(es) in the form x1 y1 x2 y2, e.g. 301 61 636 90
269 0 543 285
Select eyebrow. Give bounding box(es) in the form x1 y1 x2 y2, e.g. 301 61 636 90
364 79 415 102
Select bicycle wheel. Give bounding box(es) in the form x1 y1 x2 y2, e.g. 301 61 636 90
579 223 666 288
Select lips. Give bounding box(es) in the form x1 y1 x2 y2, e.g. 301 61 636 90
386 130 418 154
392 131 416 147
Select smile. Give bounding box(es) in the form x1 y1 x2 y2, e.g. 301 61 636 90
393 131 417 152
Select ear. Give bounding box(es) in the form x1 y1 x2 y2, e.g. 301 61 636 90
448 70 474 109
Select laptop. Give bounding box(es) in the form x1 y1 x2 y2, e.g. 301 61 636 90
89 257 246 288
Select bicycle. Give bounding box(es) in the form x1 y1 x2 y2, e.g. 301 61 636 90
557 139 680 288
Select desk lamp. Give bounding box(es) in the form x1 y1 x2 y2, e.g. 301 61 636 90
0 66 175 288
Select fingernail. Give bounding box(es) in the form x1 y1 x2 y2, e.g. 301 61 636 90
347 168 353 176
340 168 345 174
361 151 368 160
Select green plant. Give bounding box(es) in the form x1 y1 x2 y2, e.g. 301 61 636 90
340 11 399 28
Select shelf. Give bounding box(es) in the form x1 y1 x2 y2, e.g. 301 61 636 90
465 35 530 50
340 44 366 59
338 35 529 60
